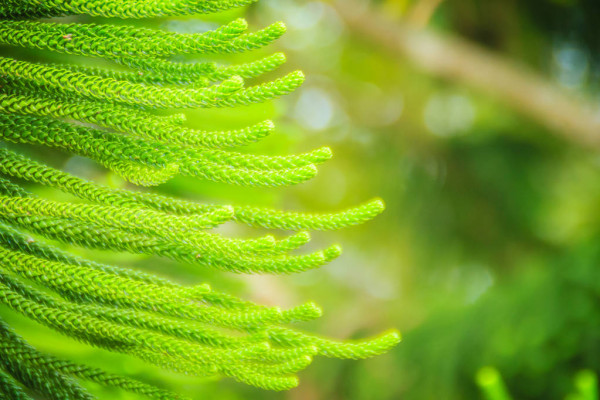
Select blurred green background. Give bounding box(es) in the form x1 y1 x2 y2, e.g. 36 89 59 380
5 0 600 398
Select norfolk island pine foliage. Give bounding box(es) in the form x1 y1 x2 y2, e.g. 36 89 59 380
0 1 400 399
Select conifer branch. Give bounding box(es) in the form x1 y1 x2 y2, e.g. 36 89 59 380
0 0 399 396
0 0 259 19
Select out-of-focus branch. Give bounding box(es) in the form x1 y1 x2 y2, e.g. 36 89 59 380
407 0 444 27
335 1 600 149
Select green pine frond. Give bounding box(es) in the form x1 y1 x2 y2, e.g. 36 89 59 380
0 368 33 400
0 0 399 397
0 0 259 19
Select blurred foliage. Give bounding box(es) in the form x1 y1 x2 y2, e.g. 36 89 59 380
4 0 600 399
247 0 600 399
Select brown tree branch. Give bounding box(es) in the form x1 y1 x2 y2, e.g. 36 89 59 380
335 0 600 149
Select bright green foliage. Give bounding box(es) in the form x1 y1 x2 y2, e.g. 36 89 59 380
0 318 186 400
0 0 260 19
0 0 399 398
476 367 514 400
569 371 599 400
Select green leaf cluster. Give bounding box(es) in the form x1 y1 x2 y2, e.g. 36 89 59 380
0 0 399 398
